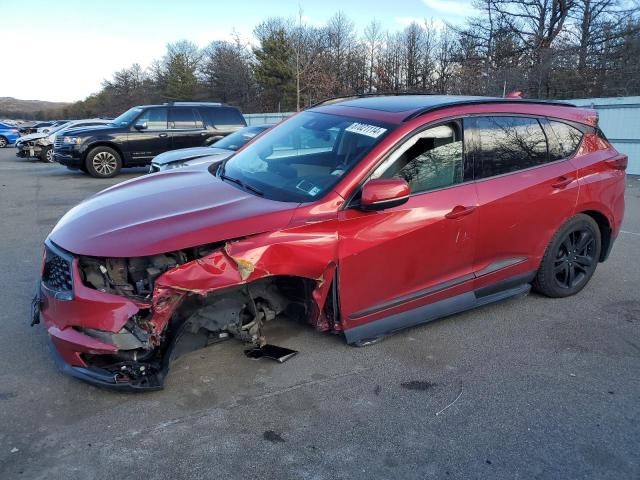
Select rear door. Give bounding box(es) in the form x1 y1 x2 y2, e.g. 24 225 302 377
127 107 170 163
169 107 207 150
468 115 579 290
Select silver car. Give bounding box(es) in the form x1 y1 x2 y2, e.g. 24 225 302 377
149 125 271 173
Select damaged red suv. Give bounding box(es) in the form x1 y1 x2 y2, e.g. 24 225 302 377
32 95 627 390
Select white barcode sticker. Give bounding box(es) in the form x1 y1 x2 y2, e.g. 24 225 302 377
345 122 387 138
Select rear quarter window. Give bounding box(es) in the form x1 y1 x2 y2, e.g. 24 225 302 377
547 120 584 160
200 107 245 128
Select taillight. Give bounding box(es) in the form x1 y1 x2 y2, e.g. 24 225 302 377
605 155 628 171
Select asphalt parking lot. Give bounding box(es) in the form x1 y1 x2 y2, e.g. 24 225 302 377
0 148 638 480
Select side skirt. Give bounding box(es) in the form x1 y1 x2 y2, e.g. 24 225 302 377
343 272 535 345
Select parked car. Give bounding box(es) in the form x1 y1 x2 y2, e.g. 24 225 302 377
16 119 111 162
38 120 71 134
33 95 626 391
53 102 246 178
0 122 21 147
149 124 271 173
18 121 56 135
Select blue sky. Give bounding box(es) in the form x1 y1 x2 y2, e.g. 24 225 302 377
0 0 476 102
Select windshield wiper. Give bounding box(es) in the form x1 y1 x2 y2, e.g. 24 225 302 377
219 172 264 196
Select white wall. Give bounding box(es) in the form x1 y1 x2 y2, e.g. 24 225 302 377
569 97 640 175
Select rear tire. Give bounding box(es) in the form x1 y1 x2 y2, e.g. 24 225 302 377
533 214 601 298
85 146 122 178
40 146 54 163
0 136 7 148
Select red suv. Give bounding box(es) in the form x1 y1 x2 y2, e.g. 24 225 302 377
33 95 627 390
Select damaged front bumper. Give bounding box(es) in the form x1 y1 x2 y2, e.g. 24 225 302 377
16 142 44 158
33 234 339 391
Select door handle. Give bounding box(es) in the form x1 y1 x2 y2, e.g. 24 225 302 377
200 132 208 136
445 205 477 219
158 133 168 138
551 176 573 189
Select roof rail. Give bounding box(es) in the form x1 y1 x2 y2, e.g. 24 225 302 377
162 101 224 106
402 98 576 122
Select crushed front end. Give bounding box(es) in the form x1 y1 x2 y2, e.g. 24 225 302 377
33 233 339 391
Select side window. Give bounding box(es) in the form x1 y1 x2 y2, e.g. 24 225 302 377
473 116 548 179
136 108 167 130
200 107 245 128
169 108 201 129
372 122 464 194
547 120 583 160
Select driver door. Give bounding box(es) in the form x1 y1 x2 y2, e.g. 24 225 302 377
337 120 478 331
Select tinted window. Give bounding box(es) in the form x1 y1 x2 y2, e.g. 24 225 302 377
200 107 245 127
473 116 548 179
169 108 201 129
136 108 167 130
548 120 583 160
373 123 463 194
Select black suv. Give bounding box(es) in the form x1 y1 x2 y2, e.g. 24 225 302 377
53 102 246 178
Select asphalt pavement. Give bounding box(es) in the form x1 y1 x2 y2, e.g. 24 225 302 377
0 148 638 479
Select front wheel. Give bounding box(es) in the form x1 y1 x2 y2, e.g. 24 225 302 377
534 214 601 298
40 146 54 163
85 147 122 178
0 136 7 148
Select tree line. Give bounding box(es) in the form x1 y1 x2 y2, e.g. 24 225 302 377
31 0 640 119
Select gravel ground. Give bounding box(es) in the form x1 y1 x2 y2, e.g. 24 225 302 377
0 148 638 479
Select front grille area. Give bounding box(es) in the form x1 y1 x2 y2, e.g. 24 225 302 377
54 136 64 149
42 244 73 295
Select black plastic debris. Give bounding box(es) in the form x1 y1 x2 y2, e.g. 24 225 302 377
244 344 298 363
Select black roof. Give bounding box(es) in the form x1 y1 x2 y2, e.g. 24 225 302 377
313 94 575 121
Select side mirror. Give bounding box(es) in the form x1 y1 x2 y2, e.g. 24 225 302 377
359 178 410 211
134 121 148 130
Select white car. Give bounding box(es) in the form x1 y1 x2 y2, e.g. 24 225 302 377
16 119 111 162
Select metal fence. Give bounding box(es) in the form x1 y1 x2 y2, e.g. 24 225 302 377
243 112 293 126
569 96 640 175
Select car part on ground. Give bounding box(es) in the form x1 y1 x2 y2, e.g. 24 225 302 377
53 102 247 177
34 94 626 391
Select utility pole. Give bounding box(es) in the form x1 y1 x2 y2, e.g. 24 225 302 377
296 3 302 112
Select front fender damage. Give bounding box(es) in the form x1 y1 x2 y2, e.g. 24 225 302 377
76 230 340 390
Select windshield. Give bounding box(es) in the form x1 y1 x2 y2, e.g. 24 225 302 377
219 112 392 203
111 107 143 126
47 122 72 134
213 126 269 152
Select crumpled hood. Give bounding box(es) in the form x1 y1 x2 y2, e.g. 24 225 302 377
17 132 47 143
152 146 231 166
49 167 298 257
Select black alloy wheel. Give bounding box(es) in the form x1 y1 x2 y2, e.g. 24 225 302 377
534 214 602 298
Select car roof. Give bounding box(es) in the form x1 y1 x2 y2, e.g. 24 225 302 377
310 94 588 125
